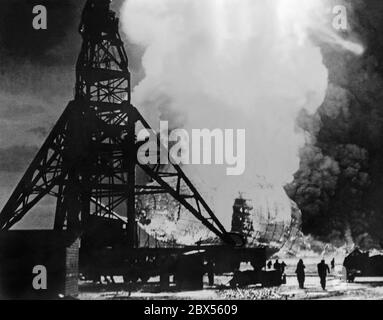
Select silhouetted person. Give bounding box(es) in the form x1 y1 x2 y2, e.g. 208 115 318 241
206 260 215 286
274 259 281 272
295 259 305 289
331 258 335 270
280 261 287 274
317 260 330 290
267 261 272 270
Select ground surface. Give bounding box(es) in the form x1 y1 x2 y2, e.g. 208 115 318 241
78 257 383 300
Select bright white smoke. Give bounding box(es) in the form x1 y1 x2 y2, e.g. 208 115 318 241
120 0 358 228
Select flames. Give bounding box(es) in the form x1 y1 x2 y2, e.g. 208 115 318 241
277 0 364 55
120 0 363 244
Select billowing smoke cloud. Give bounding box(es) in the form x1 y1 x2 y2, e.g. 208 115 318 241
119 0 358 228
287 0 383 249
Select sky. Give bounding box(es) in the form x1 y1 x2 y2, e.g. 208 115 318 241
0 0 145 216
0 0 375 242
0 0 321 228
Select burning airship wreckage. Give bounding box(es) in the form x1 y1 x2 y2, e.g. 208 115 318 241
0 0 300 299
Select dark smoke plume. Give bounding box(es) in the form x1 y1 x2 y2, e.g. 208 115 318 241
287 0 383 249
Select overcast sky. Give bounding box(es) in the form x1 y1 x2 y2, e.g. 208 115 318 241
0 0 144 221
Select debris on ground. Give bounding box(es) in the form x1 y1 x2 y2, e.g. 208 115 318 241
218 287 284 300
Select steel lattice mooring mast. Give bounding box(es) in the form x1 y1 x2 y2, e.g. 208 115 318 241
0 0 235 247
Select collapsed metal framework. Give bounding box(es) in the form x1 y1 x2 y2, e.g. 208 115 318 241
0 0 235 247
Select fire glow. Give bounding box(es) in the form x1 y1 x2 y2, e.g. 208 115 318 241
121 0 363 228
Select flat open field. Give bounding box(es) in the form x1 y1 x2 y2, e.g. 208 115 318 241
78 256 383 300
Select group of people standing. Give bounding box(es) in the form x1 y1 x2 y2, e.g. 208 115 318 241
267 258 335 290
267 259 286 273
295 258 335 290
